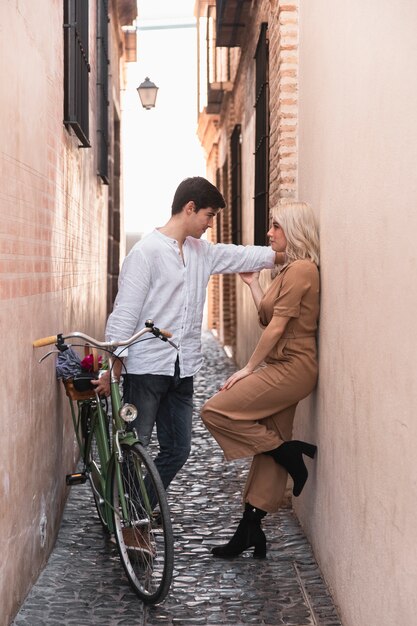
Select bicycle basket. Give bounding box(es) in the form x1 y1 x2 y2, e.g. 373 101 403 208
63 376 97 401
62 346 100 401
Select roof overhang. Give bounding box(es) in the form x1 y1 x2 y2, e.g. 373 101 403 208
117 0 137 27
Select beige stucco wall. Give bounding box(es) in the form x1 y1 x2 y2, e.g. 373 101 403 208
198 0 417 622
294 2 417 625
0 1 125 622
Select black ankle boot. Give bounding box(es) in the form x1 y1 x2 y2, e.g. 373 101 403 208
211 504 267 559
264 440 317 497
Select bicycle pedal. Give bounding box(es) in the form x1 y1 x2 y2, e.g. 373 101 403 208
66 472 87 486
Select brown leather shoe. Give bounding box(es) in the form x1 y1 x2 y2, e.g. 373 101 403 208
122 526 156 557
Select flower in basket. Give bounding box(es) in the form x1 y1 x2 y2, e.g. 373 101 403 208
80 353 104 373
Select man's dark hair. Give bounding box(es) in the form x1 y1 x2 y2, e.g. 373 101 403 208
171 177 226 215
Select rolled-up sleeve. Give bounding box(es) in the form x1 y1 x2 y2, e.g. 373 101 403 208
209 243 275 274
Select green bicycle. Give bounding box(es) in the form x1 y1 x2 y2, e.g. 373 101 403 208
33 320 175 604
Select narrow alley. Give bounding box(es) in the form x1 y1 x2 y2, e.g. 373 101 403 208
13 333 341 626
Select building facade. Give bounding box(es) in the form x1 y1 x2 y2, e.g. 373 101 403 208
196 1 417 625
0 1 137 621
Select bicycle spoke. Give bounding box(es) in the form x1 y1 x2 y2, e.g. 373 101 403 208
111 443 173 604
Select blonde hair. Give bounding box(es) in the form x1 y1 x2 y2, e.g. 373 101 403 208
271 200 320 265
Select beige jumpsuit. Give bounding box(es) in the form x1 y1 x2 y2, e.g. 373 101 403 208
201 260 320 513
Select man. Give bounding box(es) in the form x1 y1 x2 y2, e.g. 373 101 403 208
94 176 282 491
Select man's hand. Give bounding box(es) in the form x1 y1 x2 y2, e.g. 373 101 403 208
91 370 111 397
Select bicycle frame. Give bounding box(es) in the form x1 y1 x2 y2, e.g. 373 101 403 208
33 320 177 603
68 352 157 532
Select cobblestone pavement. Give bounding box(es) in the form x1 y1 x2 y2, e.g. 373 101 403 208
13 332 342 626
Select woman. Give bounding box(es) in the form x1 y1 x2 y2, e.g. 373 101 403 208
201 200 320 559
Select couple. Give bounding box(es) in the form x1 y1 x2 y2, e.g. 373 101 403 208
95 176 320 558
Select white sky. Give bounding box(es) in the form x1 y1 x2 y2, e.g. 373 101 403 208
122 0 205 236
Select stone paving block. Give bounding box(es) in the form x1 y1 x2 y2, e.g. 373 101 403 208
12 332 343 626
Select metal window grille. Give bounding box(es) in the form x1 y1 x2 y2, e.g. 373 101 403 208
64 0 91 147
216 168 222 243
230 124 242 245
215 0 249 47
97 0 109 183
254 23 269 245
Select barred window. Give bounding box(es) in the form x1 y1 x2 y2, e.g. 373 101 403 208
254 23 269 245
64 0 90 147
230 124 242 245
97 0 109 182
215 168 222 243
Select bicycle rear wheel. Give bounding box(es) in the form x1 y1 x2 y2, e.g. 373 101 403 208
111 442 174 604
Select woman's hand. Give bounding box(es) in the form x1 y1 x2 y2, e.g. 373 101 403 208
239 271 260 286
220 365 253 391
239 271 264 309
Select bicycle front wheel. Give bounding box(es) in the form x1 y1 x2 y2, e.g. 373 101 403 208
111 442 174 604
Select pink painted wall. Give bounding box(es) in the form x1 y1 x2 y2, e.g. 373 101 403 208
294 2 417 625
0 1 130 621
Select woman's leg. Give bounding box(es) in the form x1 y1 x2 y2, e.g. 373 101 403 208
243 406 297 513
264 440 317 497
201 365 301 461
211 503 267 559
202 365 317 556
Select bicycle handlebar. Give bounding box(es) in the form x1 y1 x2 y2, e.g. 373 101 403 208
156 329 172 339
33 335 59 348
33 320 175 351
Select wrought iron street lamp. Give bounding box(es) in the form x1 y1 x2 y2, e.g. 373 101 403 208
137 77 159 110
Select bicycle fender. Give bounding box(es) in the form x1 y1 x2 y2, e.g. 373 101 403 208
117 432 139 447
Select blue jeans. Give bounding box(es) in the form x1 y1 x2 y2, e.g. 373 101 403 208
123 359 193 490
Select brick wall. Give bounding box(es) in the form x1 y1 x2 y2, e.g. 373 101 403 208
197 0 299 364
0 1 135 621
269 2 299 205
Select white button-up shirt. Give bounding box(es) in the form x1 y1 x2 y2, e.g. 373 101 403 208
106 229 275 377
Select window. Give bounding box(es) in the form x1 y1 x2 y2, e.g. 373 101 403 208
208 5 232 86
204 4 236 113
254 23 269 245
64 0 90 147
230 124 242 245
97 0 109 182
